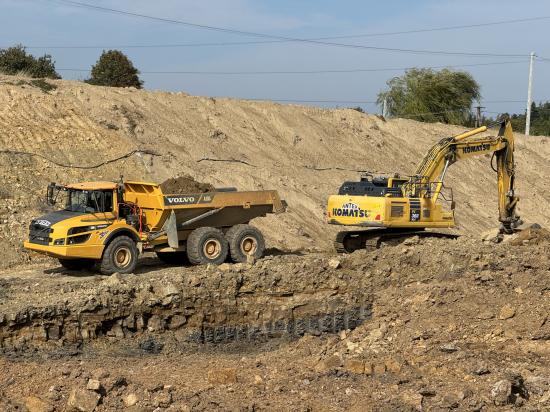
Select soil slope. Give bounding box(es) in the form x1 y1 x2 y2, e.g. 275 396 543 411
1 75 549 268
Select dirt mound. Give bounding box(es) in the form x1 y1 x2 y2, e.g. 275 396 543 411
509 225 550 245
159 175 215 194
1 236 550 410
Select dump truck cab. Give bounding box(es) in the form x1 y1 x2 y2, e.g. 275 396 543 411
24 180 285 274
25 181 122 259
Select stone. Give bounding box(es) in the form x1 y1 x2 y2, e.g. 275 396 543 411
159 282 179 298
403 236 420 246
147 315 166 332
525 376 549 396
491 379 512 406
67 388 101 412
418 388 436 397
373 363 386 375
168 314 186 329
473 365 490 376
440 343 459 353
315 355 342 372
107 322 124 338
499 304 516 320
481 228 502 243
153 391 172 408
207 368 237 385
384 358 402 374
123 393 138 407
218 263 232 272
86 379 101 392
327 258 341 269
344 359 365 374
253 375 264 385
25 396 54 412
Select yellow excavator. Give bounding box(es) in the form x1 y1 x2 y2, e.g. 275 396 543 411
327 120 520 252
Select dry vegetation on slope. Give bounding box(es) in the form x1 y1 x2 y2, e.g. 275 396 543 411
0 74 549 268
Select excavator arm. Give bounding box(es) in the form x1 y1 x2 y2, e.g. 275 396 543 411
406 120 520 233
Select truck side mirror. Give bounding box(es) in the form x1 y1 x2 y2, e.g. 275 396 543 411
46 182 55 206
117 184 124 204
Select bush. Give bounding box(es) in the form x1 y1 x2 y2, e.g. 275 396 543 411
377 68 481 125
86 50 143 88
0 45 60 79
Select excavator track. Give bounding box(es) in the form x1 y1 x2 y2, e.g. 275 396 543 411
334 228 459 254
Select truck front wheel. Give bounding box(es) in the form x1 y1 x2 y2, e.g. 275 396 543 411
187 227 228 265
99 235 138 275
225 224 265 263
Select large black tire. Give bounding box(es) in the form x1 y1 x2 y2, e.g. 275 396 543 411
58 258 95 271
186 227 228 265
99 235 138 275
156 251 188 265
225 224 265 263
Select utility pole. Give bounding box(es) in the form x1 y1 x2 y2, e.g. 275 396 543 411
525 51 535 136
475 105 485 127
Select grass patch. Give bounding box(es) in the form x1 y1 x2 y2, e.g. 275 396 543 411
30 78 57 93
0 74 57 93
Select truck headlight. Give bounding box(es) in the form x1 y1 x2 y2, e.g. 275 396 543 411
68 223 110 235
54 239 65 245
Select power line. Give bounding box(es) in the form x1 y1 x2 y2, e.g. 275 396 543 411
56 60 527 75
42 0 531 58
19 15 550 49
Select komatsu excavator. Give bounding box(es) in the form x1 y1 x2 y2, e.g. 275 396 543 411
327 120 520 252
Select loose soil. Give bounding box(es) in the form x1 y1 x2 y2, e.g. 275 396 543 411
1 236 549 410
160 176 215 194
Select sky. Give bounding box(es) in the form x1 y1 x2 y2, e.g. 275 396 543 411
1 0 549 115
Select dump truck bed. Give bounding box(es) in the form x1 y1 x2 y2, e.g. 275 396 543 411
123 182 286 234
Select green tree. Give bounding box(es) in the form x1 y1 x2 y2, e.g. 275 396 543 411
377 68 481 125
87 50 143 88
0 45 60 79
502 102 550 136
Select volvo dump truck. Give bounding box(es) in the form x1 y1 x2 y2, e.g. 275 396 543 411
24 181 286 274
327 120 520 252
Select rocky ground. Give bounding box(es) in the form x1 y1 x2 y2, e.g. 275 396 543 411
1 230 549 411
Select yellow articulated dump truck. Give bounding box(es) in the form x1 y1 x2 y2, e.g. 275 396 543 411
24 181 286 274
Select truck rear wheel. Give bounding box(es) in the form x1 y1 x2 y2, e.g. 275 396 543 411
58 258 95 271
225 224 265 263
99 235 138 275
187 227 228 265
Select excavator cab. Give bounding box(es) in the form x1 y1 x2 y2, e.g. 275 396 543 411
338 173 407 197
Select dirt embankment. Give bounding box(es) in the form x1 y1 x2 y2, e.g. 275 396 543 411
0 235 549 410
0 74 549 268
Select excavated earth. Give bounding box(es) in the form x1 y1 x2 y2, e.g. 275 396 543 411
0 76 550 411
1 233 550 411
